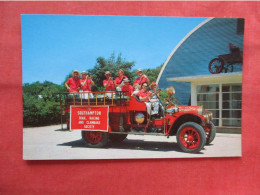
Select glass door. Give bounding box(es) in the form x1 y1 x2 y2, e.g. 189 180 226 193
222 84 242 127
197 85 220 126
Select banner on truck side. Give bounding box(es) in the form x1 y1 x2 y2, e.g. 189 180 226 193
70 106 109 131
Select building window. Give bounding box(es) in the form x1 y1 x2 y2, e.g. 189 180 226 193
197 84 241 127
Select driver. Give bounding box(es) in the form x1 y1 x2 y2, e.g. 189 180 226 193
149 82 164 117
137 82 160 118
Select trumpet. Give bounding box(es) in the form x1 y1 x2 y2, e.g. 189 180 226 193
87 75 92 79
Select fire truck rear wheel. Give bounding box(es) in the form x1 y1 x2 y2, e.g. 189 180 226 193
177 122 206 153
109 134 128 142
81 131 108 148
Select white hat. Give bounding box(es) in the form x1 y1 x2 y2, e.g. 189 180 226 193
81 71 88 75
117 69 124 74
136 69 143 73
104 71 111 75
72 70 80 75
123 78 130 82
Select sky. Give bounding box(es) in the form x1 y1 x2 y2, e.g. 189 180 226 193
21 15 206 85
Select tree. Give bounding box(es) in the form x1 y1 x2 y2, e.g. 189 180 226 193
23 81 65 126
87 53 136 91
62 72 73 91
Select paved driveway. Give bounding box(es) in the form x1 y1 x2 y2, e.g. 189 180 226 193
23 124 241 160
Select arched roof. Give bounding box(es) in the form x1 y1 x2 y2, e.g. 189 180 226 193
157 17 244 105
156 18 214 84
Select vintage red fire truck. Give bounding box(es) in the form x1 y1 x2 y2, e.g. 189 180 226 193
59 87 215 153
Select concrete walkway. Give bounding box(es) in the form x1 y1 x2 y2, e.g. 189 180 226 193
23 125 242 160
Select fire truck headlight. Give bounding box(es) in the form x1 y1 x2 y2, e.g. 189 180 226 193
135 113 145 124
209 112 213 121
203 112 213 123
203 114 209 123
198 105 204 115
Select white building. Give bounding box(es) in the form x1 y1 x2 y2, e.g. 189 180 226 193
157 18 244 131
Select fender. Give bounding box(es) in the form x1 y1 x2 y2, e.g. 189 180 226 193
167 113 204 136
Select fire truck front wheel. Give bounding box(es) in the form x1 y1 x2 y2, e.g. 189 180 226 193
176 122 206 153
81 131 108 148
206 122 216 145
109 134 128 142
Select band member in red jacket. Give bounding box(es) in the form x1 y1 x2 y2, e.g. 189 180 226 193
137 82 151 102
80 71 94 99
103 71 115 98
65 70 81 94
133 69 150 86
114 69 128 91
121 78 134 97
